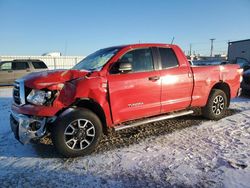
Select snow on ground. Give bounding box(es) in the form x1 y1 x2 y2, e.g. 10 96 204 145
0 87 250 187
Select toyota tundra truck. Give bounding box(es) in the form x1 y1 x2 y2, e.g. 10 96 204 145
10 43 242 157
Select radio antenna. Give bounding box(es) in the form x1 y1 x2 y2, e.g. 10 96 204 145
171 37 175 44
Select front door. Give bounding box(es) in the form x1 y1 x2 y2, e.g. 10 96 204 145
108 48 161 124
0 61 14 84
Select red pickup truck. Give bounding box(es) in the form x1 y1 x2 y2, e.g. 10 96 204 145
10 43 242 157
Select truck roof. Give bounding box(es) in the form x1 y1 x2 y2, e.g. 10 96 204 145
109 43 176 49
13 59 43 62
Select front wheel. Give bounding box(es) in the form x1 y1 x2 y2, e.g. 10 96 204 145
51 108 103 157
202 89 228 120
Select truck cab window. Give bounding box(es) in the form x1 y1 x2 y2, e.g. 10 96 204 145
121 48 154 73
159 48 179 69
110 48 154 74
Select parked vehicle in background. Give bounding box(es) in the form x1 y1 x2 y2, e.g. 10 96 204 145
228 39 250 72
192 60 226 66
231 57 250 71
242 69 250 94
0 59 48 85
10 43 242 157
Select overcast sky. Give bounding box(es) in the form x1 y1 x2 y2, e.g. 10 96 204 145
0 0 249 56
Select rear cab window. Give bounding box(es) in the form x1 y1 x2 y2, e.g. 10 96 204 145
158 48 179 69
32 61 47 69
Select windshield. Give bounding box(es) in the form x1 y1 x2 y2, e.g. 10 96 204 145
73 47 121 71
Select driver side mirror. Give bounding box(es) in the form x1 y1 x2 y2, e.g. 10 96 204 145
118 61 132 73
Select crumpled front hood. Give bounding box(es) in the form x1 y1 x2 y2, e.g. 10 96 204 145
22 69 89 89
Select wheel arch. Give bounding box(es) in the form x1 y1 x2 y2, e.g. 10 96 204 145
72 98 108 134
210 82 231 107
55 98 108 135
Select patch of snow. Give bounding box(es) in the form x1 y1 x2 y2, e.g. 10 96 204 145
0 87 250 187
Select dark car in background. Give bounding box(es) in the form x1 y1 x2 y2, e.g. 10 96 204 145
231 57 250 71
0 59 48 85
242 69 250 94
192 60 227 66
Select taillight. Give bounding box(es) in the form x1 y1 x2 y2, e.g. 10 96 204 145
237 68 243 82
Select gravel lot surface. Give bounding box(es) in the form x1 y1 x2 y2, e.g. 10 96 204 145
0 87 250 187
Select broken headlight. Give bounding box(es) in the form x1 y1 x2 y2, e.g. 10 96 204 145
27 89 52 105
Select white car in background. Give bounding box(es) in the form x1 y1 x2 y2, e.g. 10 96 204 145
0 59 48 85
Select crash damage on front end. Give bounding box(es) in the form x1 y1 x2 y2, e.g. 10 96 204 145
10 69 89 144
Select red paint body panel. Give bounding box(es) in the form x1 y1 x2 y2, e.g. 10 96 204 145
191 64 240 107
23 69 89 89
11 43 241 128
159 45 193 113
12 104 61 117
71 76 113 126
107 70 161 124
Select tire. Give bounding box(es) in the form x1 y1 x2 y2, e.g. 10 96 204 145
202 89 228 120
51 108 103 157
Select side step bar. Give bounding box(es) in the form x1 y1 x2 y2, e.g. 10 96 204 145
114 110 194 131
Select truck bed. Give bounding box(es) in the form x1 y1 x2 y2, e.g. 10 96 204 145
191 64 241 107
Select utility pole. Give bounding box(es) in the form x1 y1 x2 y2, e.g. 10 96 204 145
210 38 215 57
189 43 192 56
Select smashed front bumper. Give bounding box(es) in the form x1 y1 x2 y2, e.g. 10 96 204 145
10 111 47 144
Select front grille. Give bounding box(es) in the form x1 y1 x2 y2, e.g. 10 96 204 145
243 75 250 84
13 80 25 105
13 82 21 105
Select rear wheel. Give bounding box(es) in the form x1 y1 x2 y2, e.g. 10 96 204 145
51 108 103 157
202 89 228 120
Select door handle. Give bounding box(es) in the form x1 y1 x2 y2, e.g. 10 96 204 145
8 70 13 73
26 69 31 72
148 76 160 81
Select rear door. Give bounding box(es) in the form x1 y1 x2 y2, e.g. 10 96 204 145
158 47 193 113
12 61 30 80
107 48 161 124
0 61 14 84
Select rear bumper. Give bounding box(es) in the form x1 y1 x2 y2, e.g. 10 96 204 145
10 111 47 144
